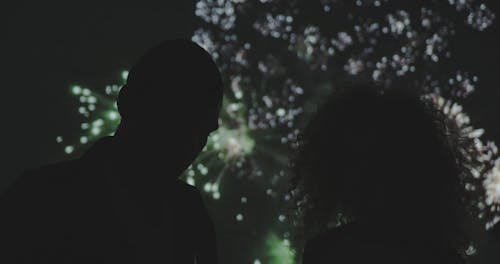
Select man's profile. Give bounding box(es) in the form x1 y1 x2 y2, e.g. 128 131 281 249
0 39 223 264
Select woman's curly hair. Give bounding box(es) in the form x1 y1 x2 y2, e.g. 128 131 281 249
289 85 472 259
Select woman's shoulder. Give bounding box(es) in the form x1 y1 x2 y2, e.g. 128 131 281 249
303 223 360 262
303 222 465 264
307 223 358 246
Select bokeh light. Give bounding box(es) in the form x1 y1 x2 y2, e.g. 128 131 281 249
59 1 498 262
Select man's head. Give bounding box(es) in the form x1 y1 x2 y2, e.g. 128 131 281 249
115 39 223 174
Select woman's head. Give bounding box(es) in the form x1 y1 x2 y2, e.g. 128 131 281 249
290 85 466 248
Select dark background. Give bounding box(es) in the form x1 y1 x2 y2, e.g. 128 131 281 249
1 1 500 263
1 1 197 189
2 1 499 183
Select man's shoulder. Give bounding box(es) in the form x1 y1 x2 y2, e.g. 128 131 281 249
3 159 83 197
171 180 212 224
22 159 82 184
173 180 202 198
174 180 199 192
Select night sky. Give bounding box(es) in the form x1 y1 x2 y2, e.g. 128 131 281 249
1 1 499 191
2 1 197 189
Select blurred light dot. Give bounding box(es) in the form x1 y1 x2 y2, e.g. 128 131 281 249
87 96 97 104
236 214 244 221
64 145 74 154
235 91 243 99
204 183 212 192
108 111 119 121
276 108 286 117
80 136 88 144
81 123 89 130
71 85 82 95
91 127 101 136
121 70 129 80
82 88 91 96
93 119 104 127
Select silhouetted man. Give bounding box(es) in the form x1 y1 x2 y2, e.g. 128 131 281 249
0 39 222 263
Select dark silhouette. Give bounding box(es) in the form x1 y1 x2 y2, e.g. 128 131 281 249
0 39 223 263
290 87 470 263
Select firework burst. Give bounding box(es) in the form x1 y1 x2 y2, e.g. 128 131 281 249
59 0 496 262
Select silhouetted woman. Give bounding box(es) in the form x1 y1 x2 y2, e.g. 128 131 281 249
290 87 470 263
